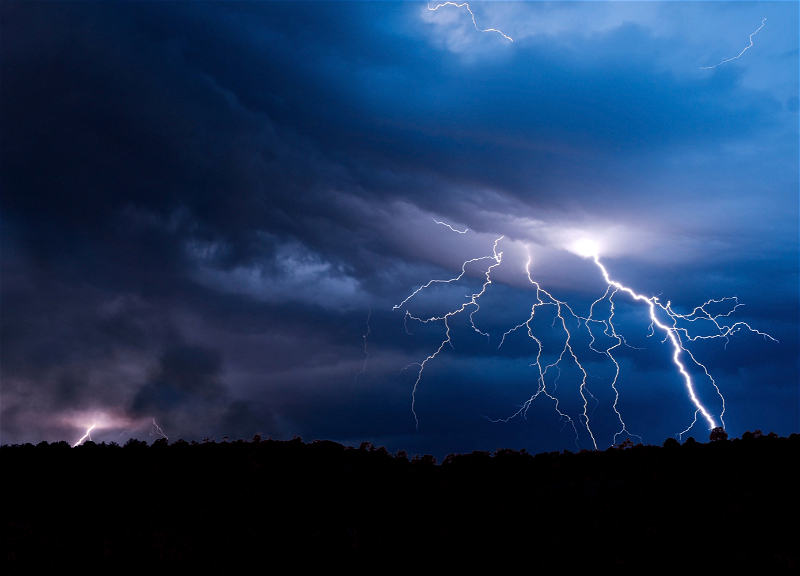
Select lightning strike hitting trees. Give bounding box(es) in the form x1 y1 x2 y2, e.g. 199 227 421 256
73 424 96 447
427 2 513 42
394 231 777 448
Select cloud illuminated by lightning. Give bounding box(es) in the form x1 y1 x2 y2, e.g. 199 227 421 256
701 18 766 69
394 230 777 447
427 2 513 43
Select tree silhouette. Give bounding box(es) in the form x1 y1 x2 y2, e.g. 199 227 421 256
709 427 728 442
663 437 680 450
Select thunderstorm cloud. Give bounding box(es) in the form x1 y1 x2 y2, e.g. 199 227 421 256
2 1 797 455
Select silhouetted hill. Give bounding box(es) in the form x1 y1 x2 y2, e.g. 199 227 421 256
3 432 798 573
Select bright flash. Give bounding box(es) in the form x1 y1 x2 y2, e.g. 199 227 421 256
570 238 600 258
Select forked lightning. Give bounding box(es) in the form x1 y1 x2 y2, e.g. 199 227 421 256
395 231 776 447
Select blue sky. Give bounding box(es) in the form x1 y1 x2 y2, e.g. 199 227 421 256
2 1 797 456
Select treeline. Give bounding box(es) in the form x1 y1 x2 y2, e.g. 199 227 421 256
3 431 799 572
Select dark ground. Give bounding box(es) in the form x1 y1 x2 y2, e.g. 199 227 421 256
3 431 799 573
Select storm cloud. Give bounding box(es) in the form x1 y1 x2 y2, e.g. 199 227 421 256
2 1 797 456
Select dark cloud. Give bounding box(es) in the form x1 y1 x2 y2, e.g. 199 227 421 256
131 345 225 414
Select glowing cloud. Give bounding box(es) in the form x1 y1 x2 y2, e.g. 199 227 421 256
569 238 601 259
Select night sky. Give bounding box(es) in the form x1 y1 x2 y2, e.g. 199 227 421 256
2 1 798 457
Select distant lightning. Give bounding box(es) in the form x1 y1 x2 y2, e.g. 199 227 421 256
395 230 776 447
151 419 168 440
701 18 766 69
73 424 96 447
428 2 513 42
433 218 468 234
355 308 371 381
67 414 170 446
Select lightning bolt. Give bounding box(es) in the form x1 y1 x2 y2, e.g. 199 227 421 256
433 218 468 234
584 285 643 446
701 18 766 69
490 251 592 449
355 307 371 381
151 419 168 440
427 2 513 42
395 230 777 447
397 235 504 429
73 424 96 447
589 253 776 435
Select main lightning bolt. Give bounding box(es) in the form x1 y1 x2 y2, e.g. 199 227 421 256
587 252 776 435
701 18 766 69
427 2 513 42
